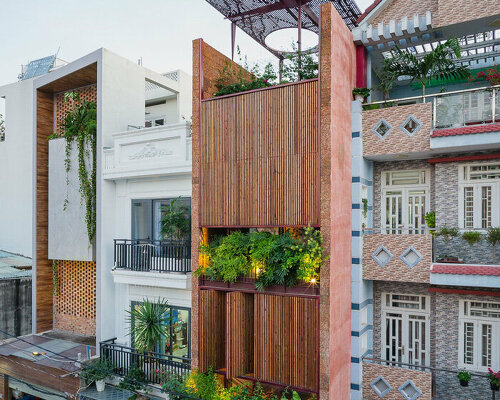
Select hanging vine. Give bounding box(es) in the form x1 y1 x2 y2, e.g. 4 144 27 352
49 92 97 244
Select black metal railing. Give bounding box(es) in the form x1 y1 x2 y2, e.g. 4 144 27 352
114 239 191 273
363 356 498 400
100 339 191 384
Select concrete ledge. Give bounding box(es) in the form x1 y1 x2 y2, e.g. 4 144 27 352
111 269 191 290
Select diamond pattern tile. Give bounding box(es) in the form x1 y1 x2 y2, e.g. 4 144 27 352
399 380 422 400
400 115 422 136
372 118 393 139
372 246 393 267
370 376 392 397
400 246 423 268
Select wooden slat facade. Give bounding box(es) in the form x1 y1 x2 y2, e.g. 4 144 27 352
200 80 319 227
199 290 319 392
226 292 254 379
199 290 226 371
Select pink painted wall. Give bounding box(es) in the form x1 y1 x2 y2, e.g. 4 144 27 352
319 3 355 400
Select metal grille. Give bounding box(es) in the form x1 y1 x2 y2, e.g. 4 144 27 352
204 0 360 56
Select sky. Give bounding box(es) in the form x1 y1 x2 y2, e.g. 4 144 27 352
0 0 373 96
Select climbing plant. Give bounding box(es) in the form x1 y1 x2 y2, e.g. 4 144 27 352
0 113 5 141
49 92 97 244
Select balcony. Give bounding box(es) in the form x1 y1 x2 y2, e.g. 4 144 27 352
363 231 433 283
100 339 191 385
362 358 494 400
362 85 500 158
103 122 192 181
114 239 191 273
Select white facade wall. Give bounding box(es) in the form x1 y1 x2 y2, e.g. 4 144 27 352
0 79 34 257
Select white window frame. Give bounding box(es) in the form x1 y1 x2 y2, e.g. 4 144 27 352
458 163 500 230
381 293 431 368
381 169 431 234
458 300 500 372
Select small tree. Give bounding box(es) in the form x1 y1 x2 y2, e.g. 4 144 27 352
383 38 470 98
376 57 398 100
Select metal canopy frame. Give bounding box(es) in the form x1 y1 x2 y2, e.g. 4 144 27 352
204 0 361 59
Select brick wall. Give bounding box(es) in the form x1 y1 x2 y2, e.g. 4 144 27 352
53 260 96 336
363 103 432 158
373 160 435 231
363 233 432 283
362 362 432 400
371 0 437 25
435 0 500 27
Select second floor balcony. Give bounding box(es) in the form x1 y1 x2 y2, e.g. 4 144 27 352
113 239 191 273
362 85 500 158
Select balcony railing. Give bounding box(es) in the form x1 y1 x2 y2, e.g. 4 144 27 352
100 339 191 384
363 357 495 400
364 85 500 130
114 239 191 273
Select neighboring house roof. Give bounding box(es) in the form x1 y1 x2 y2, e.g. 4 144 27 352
431 123 500 137
0 250 32 280
356 0 384 23
431 263 500 276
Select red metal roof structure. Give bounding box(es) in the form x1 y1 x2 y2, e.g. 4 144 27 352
431 123 500 138
204 0 361 58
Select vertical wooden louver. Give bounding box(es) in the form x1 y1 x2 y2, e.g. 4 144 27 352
200 80 319 227
199 290 226 371
226 292 254 379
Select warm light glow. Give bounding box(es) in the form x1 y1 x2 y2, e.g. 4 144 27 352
256 268 261 274
310 278 316 284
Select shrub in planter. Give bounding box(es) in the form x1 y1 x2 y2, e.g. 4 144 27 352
457 370 471 387
462 231 483 246
485 227 500 264
352 87 371 101
80 358 114 391
435 226 459 241
118 363 148 396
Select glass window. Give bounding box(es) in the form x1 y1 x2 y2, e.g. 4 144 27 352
132 200 152 240
131 301 191 360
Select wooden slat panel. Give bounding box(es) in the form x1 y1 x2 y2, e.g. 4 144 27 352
36 90 54 333
254 294 318 391
200 80 319 227
226 292 253 379
199 290 226 371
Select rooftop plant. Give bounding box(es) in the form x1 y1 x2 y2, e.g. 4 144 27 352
485 227 500 264
213 44 318 97
435 226 459 241
461 231 483 246
117 363 149 396
197 227 322 290
382 38 470 98
80 357 114 384
471 65 500 86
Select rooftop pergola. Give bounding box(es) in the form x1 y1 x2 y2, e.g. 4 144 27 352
204 0 361 59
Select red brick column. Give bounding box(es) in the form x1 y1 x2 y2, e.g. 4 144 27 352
319 3 356 400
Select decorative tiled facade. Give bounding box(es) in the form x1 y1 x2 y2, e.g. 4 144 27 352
362 362 432 400
363 234 432 283
362 104 432 158
370 0 437 25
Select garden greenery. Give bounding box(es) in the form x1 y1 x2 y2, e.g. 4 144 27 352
80 357 114 383
117 363 149 395
461 231 483 246
197 227 322 290
160 368 306 400
214 45 318 97
49 92 97 244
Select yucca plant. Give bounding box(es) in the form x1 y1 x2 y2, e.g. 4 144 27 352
383 38 470 98
126 298 170 352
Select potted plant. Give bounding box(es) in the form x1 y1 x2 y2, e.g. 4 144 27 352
487 368 500 391
457 370 471 387
80 358 114 392
435 226 459 242
352 87 371 102
118 363 149 399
